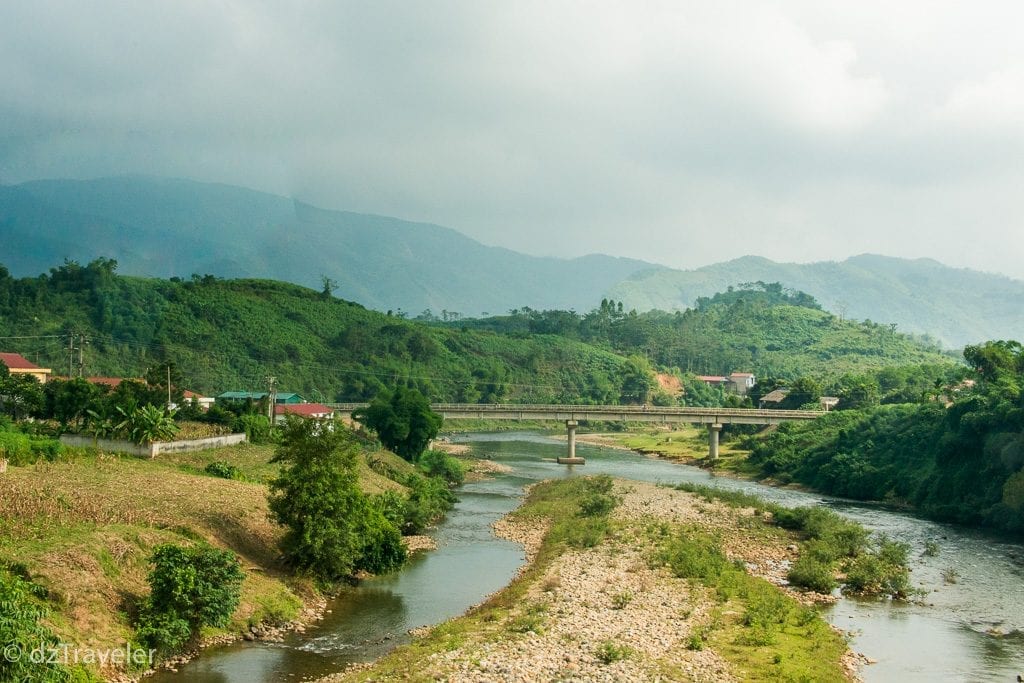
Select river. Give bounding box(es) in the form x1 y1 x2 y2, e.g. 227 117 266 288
150 432 1024 682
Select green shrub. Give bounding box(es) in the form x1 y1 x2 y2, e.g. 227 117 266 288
787 555 837 593
269 418 407 579
136 544 245 654
233 413 272 444
0 429 64 466
417 449 466 485
204 461 243 480
595 640 634 664
579 492 617 517
402 474 456 534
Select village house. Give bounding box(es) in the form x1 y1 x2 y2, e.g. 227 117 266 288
274 402 336 424
728 372 756 395
216 391 304 407
758 388 789 409
0 352 52 384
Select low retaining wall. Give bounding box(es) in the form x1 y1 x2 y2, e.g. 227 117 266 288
59 433 247 458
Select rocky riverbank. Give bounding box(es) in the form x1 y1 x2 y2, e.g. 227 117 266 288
318 478 856 682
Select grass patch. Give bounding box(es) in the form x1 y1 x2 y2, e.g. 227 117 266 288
652 527 848 681
595 639 634 664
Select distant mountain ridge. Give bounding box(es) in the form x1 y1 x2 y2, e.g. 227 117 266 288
0 176 657 315
2 175 1022 348
607 254 1024 348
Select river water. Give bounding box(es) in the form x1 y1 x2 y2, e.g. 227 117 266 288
150 432 1024 682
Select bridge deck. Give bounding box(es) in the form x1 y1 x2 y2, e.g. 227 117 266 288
328 403 823 425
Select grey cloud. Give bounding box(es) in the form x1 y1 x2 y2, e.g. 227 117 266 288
1 1 1023 279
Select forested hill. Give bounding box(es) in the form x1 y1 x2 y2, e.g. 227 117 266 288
606 254 1024 348
0 260 639 403
0 176 654 315
451 284 955 382
1 264 954 403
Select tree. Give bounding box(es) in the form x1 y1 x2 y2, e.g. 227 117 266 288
617 355 656 404
353 387 443 461
44 378 100 429
0 366 44 419
136 544 244 654
320 275 338 299
144 361 185 407
268 418 406 580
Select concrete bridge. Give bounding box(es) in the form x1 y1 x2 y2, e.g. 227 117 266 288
330 403 823 465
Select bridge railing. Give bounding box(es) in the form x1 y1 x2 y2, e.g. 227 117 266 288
328 402 823 419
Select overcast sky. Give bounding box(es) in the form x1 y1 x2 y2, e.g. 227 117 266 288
2 1 1023 278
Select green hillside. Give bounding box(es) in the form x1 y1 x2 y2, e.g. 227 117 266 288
0 260 634 403
0 263 954 404
453 284 956 383
606 254 1024 349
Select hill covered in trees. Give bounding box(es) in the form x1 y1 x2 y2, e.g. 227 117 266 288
451 282 955 383
4 177 1023 348
607 254 1024 348
0 262 955 404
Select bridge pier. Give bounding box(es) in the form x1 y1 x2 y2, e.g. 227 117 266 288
708 423 722 460
557 420 585 465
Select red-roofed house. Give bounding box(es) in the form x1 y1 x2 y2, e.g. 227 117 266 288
87 376 130 389
183 390 215 411
0 352 52 384
274 403 335 424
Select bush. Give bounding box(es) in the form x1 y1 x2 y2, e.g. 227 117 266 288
402 474 456 534
204 461 243 480
595 640 634 664
787 555 837 593
579 492 617 517
233 413 272 444
0 429 63 466
136 544 245 655
417 449 466 485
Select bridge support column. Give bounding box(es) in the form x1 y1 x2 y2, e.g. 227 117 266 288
708 423 722 461
557 420 585 465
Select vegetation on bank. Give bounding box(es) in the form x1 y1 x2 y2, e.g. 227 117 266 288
744 340 1024 535
675 484 912 598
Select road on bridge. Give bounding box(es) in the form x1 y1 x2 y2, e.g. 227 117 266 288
329 403 824 464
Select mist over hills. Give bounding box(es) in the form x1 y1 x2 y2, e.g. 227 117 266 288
1 176 655 316
2 175 1022 348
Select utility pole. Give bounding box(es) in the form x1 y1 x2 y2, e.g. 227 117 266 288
78 336 87 378
67 333 75 378
266 376 277 424
167 365 172 409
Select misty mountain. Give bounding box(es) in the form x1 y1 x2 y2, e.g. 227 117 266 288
606 254 1024 348
1 176 656 316
3 176 1023 348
